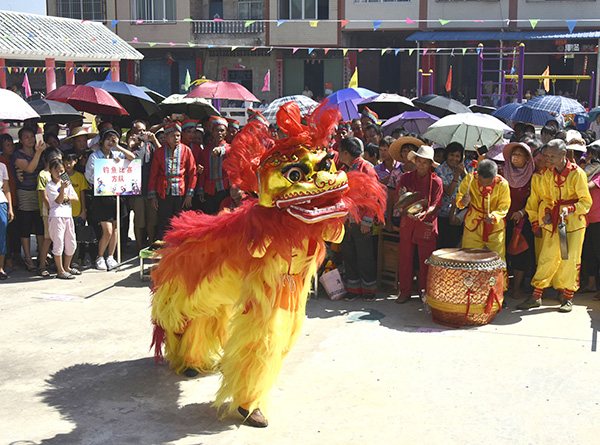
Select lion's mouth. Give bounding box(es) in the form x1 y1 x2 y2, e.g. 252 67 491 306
276 184 349 223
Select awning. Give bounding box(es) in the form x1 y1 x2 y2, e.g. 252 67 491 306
0 10 143 61
407 30 600 42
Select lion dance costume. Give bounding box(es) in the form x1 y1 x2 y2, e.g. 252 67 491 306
150 103 386 427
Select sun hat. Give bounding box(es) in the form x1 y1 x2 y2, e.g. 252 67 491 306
63 126 97 142
389 136 425 163
407 144 440 168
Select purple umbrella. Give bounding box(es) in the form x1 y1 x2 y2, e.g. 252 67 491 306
323 87 377 120
382 110 439 136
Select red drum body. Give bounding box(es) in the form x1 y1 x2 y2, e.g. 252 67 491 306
425 248 505 327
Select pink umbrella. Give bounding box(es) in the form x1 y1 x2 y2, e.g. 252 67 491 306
186 81 259 102
0 89 40 121
46 84 128 116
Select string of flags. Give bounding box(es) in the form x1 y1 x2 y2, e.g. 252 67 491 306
0 66 117 74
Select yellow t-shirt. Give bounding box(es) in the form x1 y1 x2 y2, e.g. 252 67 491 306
68 170 89 217
37 169 51 217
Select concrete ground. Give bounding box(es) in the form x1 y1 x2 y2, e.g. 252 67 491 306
1 254 600 445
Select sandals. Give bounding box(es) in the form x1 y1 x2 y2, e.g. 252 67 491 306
25 259 37 272
0 271 8 280
69 268 82 276
38 267 51 278
56 272 75 280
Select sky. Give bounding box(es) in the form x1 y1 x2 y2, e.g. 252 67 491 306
0 0 47 15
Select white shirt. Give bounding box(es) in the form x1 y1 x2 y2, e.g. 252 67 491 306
85 148 125 186
46 179 76 218
0 163 8 204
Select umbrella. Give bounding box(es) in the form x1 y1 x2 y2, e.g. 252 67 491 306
261 95 318 122
356 93 416 120
382 110 439 136
46 84 128 116
423 113 513 151
512 95 587 126
0 89 40 121
413 94 472 118
469 104 496 115
186 81 259 102
587 107 600 123
139 86 166 104
27 99 83 124
323 87 378 120
160 94 221 121
491 102 522 121
87 80 162 121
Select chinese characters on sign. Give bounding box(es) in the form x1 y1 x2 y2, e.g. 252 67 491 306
94 159 142 196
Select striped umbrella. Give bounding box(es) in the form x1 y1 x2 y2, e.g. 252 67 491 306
512 95 586 126
491 102 522 120
261 95 319 122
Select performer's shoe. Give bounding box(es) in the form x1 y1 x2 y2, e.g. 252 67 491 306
558 299 573 313
516 296 542 310
183 368 199 377
344 293 359 301
238 406 269 428
363 293 376 301
395 294 411 304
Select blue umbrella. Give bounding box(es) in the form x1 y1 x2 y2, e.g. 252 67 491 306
588 107 600 123
491 102 522 120
323 87 377 120
86 80 162 122
512 95 587 126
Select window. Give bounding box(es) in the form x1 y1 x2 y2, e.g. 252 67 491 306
279 0 329 20
56 0 105 20
132 0 176 22
239 0 263 20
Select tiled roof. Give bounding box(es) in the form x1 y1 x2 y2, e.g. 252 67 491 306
0 10 143 61
407 30 600 42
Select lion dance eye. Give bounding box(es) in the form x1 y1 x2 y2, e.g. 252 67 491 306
284 167 304 183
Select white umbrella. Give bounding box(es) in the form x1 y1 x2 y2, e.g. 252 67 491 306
424 113 513 151
261 95 318 122
159 94 220 121
355 93 416 120
0 89 40 121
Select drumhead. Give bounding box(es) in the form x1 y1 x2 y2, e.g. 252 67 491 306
427 248 504 269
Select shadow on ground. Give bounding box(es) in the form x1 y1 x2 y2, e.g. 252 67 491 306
38 358 235 444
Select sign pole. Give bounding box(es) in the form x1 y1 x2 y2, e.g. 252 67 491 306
116 194 121 270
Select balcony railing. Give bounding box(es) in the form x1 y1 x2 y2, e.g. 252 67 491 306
193 20 265 34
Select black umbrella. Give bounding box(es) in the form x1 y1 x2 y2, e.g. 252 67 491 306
413 94 472 118
27 99 84 124
139 86 167 104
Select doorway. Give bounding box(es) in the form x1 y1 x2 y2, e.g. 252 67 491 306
304 60 324 100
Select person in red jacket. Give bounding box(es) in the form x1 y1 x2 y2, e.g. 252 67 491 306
148 121 197 239
395 145 444 304
338 137 381 301
197 116 230 214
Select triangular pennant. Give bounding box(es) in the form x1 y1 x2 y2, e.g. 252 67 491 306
251 47 258 51
309 21 318 27
231 46 237 51
566 20 577 33
406 17 416 24
474 20 485 23
394 49 400 56
188 41 196 47
207 45 214 48
529 19 539 29
277 20 286 27
111 20 119 29
358 49 364 53
462 48 468 56
132 37 138 43
409 49 414 56
436 48 441 52
42 67 47 72
183 18 193 22
293 48 299 54
136 20 144 24
341 20 349 28
308 48 314 54
324 49 330 55
343 49 348 56
213 18 223 22
245 20 255 28
169 42 175 46
268 47 273 53
373 20 383 31
381 49 387 56
148 42 156 47
7 67 11 73
423 49 428 55
439 19 451 26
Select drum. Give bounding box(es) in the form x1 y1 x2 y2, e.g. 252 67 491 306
425 248 505 327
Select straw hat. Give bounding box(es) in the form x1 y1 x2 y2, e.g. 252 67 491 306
63 126 97 142
566 130 587 152
389 136 424 162
407 145 440 168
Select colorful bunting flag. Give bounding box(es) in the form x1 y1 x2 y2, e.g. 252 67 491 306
245 20 255 28
348 68 358 88
406 17 416 24
293 48 299 54
394 49 401 56
148 43 156 47
324 49 330 55
462 48 467 56
409 49 414 56
132 37 138 43
341 20 349 28
566 20 577 33
373 21 383 31
529 19 539 29
440 19 451 26
308 48 314 54
111 20 119 29
309 21 318 27
343 49 348 56
277 20 286 27
262 69 270 92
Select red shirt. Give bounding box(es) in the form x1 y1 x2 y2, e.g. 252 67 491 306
398 170 443 242
148 143 197 199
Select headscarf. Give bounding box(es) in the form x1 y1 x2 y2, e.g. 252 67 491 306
502 142 535 188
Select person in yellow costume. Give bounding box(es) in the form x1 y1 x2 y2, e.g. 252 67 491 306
517 139 592 312
526 145 549 263
456 159 511 261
